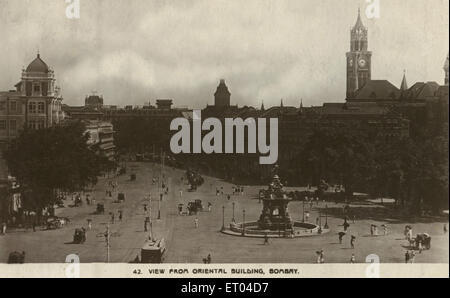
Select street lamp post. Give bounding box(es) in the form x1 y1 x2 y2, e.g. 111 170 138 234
157 198 161 220
324 204 329 229
232 202 236 223
242 210 246 236
221 206 225 231
302 200 305 223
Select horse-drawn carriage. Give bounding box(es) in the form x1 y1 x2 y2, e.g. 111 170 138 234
117 193 126 202
415 233 432 250
8 251 25 264
187 200 204 215
46 217 70 230
73 228 87 244
95 203 105 215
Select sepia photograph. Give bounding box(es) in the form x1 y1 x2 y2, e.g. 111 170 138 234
0 0 448 279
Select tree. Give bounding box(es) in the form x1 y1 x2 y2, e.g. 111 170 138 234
299 128 376 199
4 122 115 212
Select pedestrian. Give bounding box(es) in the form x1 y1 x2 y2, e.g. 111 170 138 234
194 217 199 229
179 190 183 198
227 195 231 201
144 204 148 213
350 235 356 249
87 219 92 230
343 220 350 232
264 234 269 245
410 251 416 264
208 202 212 212
110 213 115 224
350 254 356 264
374 225 378 236
320 250 325 263
418 241 423 254
444 224 447 234
352 215 356 224
1 222 6 235
316 217 320 226
339 232 345 244
207 254 212 264
305 211 310 222
118 210 123 222
370 225 374 236
382 224 388 236
405 251 410 263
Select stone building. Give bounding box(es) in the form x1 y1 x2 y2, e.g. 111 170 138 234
0 53 64 146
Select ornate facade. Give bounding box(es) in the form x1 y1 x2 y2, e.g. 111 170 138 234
0 54 64 145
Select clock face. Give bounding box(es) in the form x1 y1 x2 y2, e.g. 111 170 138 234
358 59 367 68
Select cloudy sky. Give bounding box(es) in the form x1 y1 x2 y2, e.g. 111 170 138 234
0 0 448 108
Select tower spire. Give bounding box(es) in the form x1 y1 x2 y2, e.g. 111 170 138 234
400 69 408 91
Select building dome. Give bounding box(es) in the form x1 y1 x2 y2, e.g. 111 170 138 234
26 54 49 73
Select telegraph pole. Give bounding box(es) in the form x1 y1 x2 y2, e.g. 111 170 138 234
106 224 110 263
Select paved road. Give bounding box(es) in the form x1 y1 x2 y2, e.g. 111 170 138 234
0 162 448 264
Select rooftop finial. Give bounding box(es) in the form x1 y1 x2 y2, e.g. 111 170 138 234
401 69 408 91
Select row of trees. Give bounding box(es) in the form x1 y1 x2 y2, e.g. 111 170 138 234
297 126 448 214
3 122 116 212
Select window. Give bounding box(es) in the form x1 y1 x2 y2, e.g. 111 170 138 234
33 84 41 94
10 101 17 112
38 102 45 114
28 120 35 129
9 120 17 133
38 120 46 129
28 102 37 114
0 120 6 130
0 101 5 111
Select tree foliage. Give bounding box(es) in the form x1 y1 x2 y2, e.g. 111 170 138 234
4 123 115 210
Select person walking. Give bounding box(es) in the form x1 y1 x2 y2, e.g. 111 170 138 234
350 254 356 264
264 234 269 245
1 222 6 235
194 217 199 229
444 224 447 234
410 251 416 264
405 251 410 264
350 235 356 249
118 210 123 222
339 232 346 244
87 219 93 230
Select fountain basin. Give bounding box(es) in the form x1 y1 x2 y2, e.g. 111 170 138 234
221 221 330 238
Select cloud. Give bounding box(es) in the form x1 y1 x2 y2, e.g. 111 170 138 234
0 0 448 108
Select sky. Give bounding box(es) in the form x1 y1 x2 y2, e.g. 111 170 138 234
0 0 448 108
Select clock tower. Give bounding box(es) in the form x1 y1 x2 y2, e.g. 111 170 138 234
346 9 372 100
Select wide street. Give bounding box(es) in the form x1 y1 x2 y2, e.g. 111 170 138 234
0 162 448 264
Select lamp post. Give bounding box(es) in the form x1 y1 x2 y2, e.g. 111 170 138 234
157 197 161 220
242 210 246 236
232 202 236 223
302 200 305 223
324 204 329 229
221 206 225 231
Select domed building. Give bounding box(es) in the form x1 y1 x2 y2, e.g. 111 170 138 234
0 53 64 145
